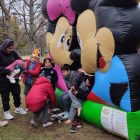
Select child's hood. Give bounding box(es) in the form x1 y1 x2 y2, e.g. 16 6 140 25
34 76 51 85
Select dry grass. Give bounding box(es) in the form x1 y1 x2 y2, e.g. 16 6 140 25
0 81 124 140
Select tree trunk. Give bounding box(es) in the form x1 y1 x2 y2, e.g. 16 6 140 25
29 0 35 50
0 0 14 38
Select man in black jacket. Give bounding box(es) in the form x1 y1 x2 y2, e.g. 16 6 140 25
0 39 27 120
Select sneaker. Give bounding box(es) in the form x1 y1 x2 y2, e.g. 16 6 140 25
24 108 29 112
69 124 77 133
58 112 68 119
73 121 82 129
43 122 53 127
7 75 16 83
62 112 68 119
30 120 38 127
52 108 61 114
4 111 14 120
57 112 65 116
15 107 27 115
0 121 8 127
51 114 62 123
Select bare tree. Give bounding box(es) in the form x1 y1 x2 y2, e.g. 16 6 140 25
0 0 47 54
0 0 14 38
10 0 47 51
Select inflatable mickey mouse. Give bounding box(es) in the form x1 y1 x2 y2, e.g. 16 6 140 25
71 0 140 55
75 1 140 112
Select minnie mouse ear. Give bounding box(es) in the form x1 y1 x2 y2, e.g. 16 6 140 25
42 0 60 23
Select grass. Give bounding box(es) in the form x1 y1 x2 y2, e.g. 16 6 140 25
0 81 124 140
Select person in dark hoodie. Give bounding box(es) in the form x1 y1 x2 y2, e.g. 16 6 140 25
0 39 27 120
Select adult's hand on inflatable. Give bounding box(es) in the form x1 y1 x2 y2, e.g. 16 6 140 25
77 10 115 73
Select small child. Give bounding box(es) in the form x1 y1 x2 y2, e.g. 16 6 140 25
26 76 56 127
26 58 58 127
23 49 42 96
58 64 77 119
23 49 42 112
6 59 26 83
64 73 94 133
39 58 58 90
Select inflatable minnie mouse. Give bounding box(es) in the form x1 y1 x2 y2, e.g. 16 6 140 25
42 0 81 70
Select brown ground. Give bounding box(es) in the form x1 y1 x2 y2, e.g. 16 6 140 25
0 111 125 140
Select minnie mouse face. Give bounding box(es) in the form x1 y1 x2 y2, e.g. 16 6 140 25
46 17 73 66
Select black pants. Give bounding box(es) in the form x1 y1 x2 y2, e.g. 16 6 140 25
0 81 21 111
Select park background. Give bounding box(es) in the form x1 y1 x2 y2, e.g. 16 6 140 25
0 1 125 139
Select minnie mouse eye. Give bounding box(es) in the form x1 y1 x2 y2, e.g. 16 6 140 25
64 37 71 51
67 39 71 46
57 33 65 48
61 36 65 43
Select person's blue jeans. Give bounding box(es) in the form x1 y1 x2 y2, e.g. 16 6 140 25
59 92 71 112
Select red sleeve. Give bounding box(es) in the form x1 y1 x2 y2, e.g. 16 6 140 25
28 62 42 76
48 88 56 109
